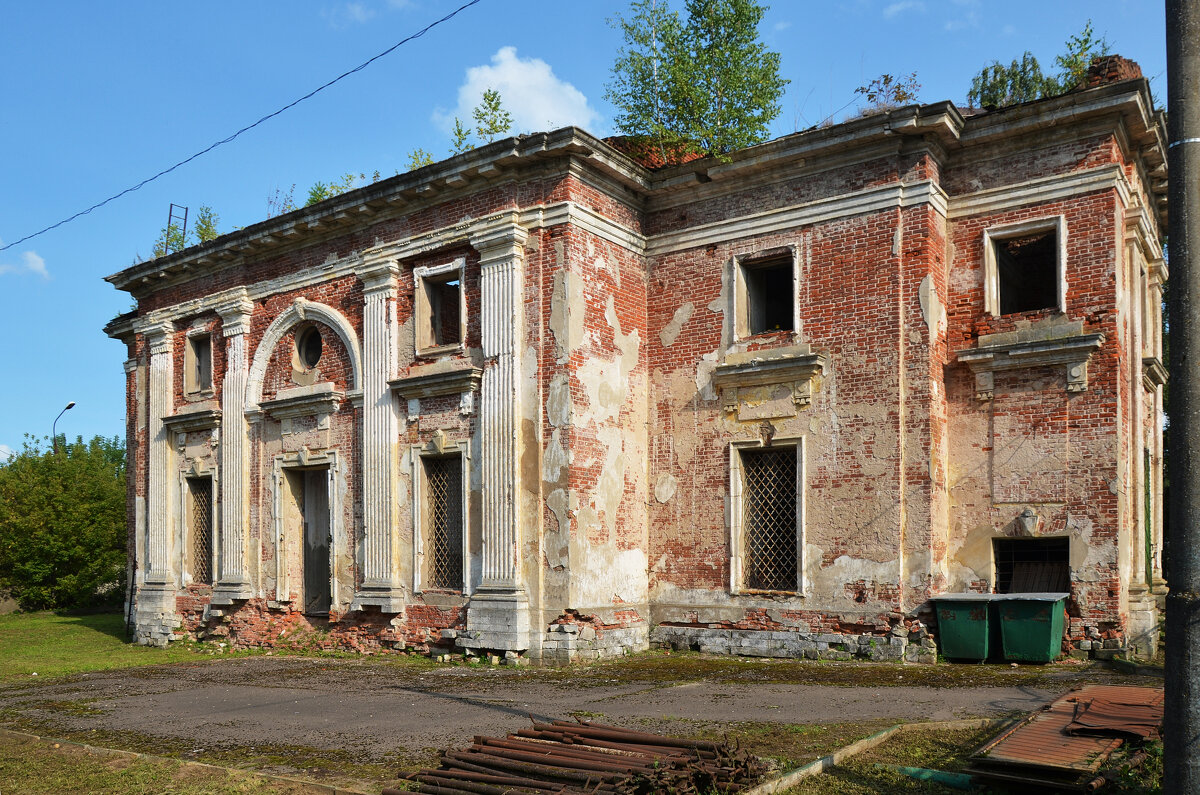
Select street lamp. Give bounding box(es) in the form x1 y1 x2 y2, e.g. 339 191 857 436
52 401 75 455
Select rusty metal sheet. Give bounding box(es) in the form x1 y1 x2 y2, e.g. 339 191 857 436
1064 685 1165 740
972 685 1163 778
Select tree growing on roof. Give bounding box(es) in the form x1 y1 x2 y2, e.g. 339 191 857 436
967 20 1111 109
606 0 788 157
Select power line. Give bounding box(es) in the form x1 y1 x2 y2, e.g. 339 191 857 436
0 0 485 254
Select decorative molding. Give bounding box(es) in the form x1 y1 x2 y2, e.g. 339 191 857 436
389 366 482 401
957 330 1105 400
162 408 222 434
260 383 345 421
1143 357 1167 391
712 349 828 419
244 300 362 412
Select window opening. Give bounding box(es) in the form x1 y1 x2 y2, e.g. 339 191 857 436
186 333 212 393
743 257 794 335
741 446 798 591
284 467 331 615
424 275 462 348
996 231 1058 315
187 476 213 585
993 537 1069 593
296 326 323 370
423 455 464 590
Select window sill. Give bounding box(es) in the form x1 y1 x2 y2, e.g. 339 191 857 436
957 320 1103 400
415 342 465 359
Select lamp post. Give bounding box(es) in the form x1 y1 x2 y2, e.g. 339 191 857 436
52 401 75 455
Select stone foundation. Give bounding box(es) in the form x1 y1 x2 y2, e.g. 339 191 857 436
650 625 937 663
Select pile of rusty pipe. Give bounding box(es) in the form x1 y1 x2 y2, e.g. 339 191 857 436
397 717 765 794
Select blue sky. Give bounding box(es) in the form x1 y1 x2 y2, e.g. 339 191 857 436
0 0 1166 458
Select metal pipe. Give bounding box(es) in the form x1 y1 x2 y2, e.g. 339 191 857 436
1166 0 1200 790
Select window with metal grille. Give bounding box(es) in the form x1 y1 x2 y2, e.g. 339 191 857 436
740 446 798 592
993 537 1069 593
423 455 463 590
187 476 214 585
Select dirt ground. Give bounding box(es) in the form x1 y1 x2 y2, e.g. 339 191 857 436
0 653 1156 766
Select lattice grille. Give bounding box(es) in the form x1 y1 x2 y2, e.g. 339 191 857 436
742 447 797 592
188 477 213 585
424 456 463 590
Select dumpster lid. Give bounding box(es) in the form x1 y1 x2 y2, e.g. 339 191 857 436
993 592 1070 601
929 593 997 601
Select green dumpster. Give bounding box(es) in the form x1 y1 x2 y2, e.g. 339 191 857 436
994 592 1069 663
930 594 995 661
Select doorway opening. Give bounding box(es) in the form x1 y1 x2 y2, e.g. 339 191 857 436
283 467 331 615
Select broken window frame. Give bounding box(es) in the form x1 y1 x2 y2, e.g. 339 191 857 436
983 216 1067 317
733 247 798 340
178 467 217 587
414 257 466 356
184 330 213 395
729 437 805 595
411 438 471 595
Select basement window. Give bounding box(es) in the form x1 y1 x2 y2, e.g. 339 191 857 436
993 537 1070 593
415 258 465 354
418 452 465 591
731 442 802 593
187 476 215 586
736 252 795 338
185 332 212 394
984 217 1067 316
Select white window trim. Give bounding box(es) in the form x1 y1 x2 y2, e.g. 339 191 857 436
414 257 466 356
729 436 805 595
732 246 799 342
184 329 214 395
983 215 1067 316
177 463 217 587
270 449 343 608
411 438 471 596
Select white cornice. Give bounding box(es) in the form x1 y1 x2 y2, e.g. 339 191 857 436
947 164 1128 220
645 180 948 256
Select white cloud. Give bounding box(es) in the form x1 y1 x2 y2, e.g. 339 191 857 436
943 0 980 30
323 2 375 28
0 241 49 279
433 47 601 137
883 1 924 19
773 20 792 31
0 445 12 463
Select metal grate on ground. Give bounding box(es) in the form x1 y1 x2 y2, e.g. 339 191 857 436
188 477 213 585
742 447 797 591
424 456 463 590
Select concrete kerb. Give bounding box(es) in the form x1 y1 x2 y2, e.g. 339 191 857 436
743 717 1009 795
0 728 374 795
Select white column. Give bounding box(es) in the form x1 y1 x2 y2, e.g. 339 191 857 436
474 222 528 588
459 218 532 654
144 322 175 585
215 295 254 601
354 259 406 611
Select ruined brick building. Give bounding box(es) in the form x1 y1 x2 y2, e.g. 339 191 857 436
106 56 1166 663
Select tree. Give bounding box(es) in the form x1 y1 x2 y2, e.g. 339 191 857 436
193 205 219 243
966 20 1111 109
968 53 1053 109
151 222 186 258
0 435 126 610
607 0 788 156
856 72 921 111
407 148 434 170
450 117 472 154
472 88 513 143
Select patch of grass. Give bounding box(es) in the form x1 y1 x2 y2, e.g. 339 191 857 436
0 733 320 794
777 724 1163 794
530 648 1143 690
700 719 898 770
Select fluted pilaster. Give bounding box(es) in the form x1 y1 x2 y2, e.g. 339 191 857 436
144 322 175 584
215 295 253 600
354 260 405 610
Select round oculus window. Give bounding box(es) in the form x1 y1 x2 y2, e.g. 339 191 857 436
297 326 323 369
